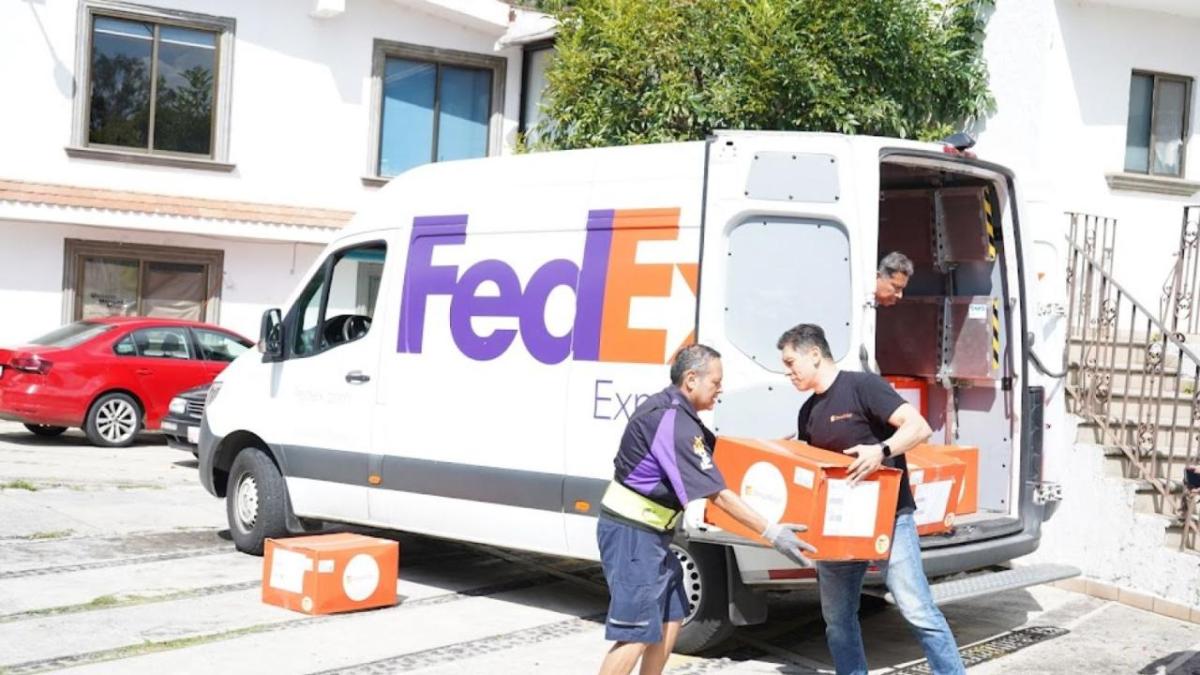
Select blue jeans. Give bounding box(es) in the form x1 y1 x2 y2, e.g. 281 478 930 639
816 513 965 675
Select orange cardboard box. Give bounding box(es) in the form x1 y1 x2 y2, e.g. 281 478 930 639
705 437 903 561
904 447 968 535
909 445 979 516
885 376 929 419
262 533 399 615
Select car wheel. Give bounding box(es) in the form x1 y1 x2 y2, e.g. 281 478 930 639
84 393 142 447
24 424 67 437
671 541 736 654
225 447 290 555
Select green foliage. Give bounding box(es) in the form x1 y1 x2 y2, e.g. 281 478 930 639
532 0 994 149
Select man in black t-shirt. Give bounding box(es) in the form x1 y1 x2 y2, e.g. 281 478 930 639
778 324 965 675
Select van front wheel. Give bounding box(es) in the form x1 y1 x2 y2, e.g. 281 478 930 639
225 447 289 555
671 541 735 654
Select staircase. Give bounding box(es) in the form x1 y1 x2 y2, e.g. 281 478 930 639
1064 210 1200 555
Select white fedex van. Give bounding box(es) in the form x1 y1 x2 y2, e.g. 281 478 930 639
199 131 1074 652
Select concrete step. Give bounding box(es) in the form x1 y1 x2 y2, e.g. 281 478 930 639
1071 393 1199 428
1102 447 1194 483
1074 416 1199 453
1067 339 1194 372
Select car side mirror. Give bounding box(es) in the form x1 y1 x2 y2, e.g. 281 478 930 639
259 308 284 361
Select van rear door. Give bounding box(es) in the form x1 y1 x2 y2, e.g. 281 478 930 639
687 132 872 577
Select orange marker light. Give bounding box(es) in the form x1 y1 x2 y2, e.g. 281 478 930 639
368 475 382 485
574 500 591 513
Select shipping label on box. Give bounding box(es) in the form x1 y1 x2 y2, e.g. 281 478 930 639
262 533 399 615
705 437 902 561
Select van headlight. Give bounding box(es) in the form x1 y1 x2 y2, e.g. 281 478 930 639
168 397 188 416
205 382 223 409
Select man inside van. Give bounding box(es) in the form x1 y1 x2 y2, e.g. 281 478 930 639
597 344 815 675
777 324 965 675
875 251 913 307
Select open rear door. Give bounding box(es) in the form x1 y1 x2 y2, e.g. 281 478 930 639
684 132 876 579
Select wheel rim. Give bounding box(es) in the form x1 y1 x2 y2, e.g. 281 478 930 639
235 473 259 531
95 399 137 443
671 544 703 623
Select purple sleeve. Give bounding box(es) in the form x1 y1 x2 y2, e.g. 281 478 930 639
647 409 694 504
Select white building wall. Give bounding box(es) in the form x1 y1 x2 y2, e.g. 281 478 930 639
979 0 1200 308
0 0 523 210
0 220 323 345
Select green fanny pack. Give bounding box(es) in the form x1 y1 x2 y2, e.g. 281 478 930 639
601 481 681 531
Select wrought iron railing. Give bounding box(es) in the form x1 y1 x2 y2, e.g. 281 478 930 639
1065 212 1200 552
1161 205 1200 340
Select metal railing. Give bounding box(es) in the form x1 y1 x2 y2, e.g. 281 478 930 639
1161 205 1200 339
1065 212 1200 552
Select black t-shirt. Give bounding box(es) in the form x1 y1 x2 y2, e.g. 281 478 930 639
796 371 916 513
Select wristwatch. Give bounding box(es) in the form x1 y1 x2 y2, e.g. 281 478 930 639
879 442 892 458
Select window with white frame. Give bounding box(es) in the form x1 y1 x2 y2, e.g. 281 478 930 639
1124 71 1192 177
519 43 555 146
74 2 234 164
369 40 505 179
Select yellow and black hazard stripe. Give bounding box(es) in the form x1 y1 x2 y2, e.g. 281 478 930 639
984 188 997 261
991 297 1002 371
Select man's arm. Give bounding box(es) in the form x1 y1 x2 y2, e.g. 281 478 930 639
845 402 932 484
710 488 817 565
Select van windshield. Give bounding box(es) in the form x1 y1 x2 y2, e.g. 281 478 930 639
29 322 113 348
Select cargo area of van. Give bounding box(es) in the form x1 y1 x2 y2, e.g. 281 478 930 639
875 156 1020 538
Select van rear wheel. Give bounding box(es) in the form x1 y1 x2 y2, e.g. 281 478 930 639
671 541 735 654
225 447 289 555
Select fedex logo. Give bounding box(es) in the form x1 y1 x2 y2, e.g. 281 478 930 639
397 208 698 365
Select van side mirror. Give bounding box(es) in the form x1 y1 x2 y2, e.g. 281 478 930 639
259 308 284 361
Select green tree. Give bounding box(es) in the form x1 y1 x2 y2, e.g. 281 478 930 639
530 0 993 150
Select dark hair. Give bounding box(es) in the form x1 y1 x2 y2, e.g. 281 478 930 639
670 344 721 385
878 251 914 278
776 324 833 360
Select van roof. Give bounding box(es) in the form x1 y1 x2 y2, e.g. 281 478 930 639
342 131 953 238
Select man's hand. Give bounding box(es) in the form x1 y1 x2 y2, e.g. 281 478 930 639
845 444 885 485
762 522 817 567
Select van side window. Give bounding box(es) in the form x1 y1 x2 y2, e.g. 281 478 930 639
290 242 388 358
725 218 852 370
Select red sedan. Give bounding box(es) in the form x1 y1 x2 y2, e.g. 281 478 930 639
0 317 252 447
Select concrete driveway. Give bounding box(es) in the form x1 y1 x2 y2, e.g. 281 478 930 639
0 420 1197 674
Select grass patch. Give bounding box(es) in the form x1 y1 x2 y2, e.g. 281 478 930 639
0 480 38 491
87 594 123 608
115 483 165 491
27 529 73 540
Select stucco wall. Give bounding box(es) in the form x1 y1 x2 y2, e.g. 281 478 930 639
0 0 523 212
0 220 323 345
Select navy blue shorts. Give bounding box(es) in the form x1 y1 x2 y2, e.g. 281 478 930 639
596 517 688 643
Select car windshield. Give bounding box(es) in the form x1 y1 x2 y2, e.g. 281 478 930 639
29 322 113 348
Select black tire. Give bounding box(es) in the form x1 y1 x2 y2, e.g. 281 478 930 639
24 424 67 437
225 447 290 555
671 541 736 654
84 392 142 447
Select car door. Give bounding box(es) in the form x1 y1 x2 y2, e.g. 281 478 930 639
264 237 388 524
117 326 213 427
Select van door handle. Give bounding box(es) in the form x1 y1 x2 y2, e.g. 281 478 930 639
345 371 371 384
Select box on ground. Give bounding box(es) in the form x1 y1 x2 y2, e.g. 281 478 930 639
904 447 969 535
705 437 902 561
262 533 399 615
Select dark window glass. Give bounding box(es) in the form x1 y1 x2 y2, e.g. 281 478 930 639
1124 72 1192 177
378 57 491 177
30 322 112 348
131 327 193 359
89 17 153 148
113 334 137 356
87 16 218 156
194 329 250 362
154 26 216 154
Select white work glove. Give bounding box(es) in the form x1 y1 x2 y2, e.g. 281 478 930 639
762 522 817 567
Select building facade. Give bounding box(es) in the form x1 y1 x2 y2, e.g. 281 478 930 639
0 0 543 345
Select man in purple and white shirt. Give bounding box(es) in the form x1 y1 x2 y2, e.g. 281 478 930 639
596 344 814 675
